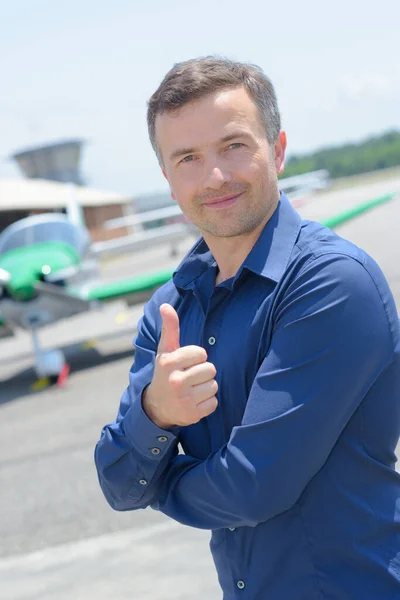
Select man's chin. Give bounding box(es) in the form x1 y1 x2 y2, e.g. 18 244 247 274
200 222 261 240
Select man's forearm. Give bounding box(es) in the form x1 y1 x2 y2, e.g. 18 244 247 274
95 386 180 511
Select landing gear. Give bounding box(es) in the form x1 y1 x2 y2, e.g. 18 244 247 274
31 327 70 386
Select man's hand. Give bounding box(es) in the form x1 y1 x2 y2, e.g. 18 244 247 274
142 303 218 428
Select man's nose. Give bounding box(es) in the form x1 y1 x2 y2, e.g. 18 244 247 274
202 161 231 190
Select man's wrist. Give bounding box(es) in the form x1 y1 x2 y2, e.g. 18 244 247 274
142 385 173 429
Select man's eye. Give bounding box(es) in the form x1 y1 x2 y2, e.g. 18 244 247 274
181 155 195 163
228 143 244 150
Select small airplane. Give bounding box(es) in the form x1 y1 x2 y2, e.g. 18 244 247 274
0 196 196 384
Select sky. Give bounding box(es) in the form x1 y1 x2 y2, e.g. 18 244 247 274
0 0 399 197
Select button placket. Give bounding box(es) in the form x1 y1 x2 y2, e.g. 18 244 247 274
202 289 225 353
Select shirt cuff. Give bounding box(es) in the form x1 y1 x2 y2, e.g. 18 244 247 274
122 389 180 460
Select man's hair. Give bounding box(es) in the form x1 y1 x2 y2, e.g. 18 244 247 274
147 56 281 163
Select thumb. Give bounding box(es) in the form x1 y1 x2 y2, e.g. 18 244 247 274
158 303 180 353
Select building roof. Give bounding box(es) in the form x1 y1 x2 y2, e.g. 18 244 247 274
0 178 131 210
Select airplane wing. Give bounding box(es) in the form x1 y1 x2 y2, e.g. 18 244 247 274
72 268 175 304
1 191 396 335
0 268 175 334
91 223 195 259
35 281 93 313
0 281 93 331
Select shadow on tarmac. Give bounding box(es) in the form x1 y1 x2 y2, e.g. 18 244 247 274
0 342 135 405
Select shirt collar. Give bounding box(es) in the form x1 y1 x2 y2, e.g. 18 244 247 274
172 192 302 291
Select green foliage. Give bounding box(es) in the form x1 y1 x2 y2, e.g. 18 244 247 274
280 130 400 179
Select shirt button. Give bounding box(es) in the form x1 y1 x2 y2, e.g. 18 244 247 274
208 336 216 346
139 479 148 485
158 436 168 442
228 527 236 531
237 580 245 590
151 447 161 455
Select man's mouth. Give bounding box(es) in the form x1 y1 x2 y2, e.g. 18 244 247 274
203 192 243 209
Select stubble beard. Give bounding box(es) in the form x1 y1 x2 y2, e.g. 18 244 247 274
193 180 279 239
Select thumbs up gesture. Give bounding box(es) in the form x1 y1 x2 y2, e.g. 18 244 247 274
142 303 218 428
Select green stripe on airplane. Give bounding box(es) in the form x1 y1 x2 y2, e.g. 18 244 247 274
84 269 176 301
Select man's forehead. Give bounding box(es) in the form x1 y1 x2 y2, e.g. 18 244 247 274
157 87 257 122
155 87 260 143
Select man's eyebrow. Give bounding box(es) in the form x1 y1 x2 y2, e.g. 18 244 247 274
169 132 250 162
219 132 250 144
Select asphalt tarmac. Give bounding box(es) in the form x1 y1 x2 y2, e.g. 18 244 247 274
1 175 400 599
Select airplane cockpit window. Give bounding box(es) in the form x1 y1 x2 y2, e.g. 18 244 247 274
0 216 91 257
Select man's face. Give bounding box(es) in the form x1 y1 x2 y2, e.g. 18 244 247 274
156 86 286 239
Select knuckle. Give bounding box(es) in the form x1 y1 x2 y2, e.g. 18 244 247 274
168 371 183 390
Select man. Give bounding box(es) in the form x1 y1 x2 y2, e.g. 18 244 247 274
95 57 400 598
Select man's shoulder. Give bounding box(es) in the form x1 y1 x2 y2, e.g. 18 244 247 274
292 221 398 324
291 219 396 305
145 278 182 314
297 220 368 266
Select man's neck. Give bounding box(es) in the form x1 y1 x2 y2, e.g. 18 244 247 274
204 215 269 286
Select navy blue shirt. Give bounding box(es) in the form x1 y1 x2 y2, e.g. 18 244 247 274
95 193 400 599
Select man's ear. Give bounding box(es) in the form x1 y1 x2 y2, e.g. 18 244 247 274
275 131 287 175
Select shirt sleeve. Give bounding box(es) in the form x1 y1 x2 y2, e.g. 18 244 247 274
95 253 395 530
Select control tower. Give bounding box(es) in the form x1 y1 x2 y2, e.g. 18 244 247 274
11 139 85 184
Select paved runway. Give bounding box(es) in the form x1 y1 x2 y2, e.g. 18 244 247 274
1 174 400 599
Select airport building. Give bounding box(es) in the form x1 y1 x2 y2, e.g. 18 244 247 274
0 178 133 241
0 139 133 241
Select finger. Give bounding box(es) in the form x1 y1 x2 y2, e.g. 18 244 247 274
180 362 217 386
196 396 218 419
158 303 180 354
191 379 219 404
170 345 208 370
